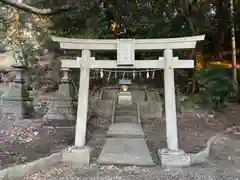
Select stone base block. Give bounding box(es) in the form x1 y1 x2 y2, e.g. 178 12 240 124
158 148 191 167
62 146 93 165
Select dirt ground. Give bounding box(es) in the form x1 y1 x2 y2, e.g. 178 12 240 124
1 103 240 179
0 124 74 169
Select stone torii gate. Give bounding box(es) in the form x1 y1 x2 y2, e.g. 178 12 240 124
52 35 205 166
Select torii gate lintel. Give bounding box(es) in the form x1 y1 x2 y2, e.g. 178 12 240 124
61 57 194 69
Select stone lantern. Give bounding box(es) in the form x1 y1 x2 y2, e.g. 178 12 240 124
43 67 76 126
1 61 33 120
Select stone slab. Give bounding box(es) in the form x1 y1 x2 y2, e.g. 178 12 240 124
98 138 155 166
107 123 144 138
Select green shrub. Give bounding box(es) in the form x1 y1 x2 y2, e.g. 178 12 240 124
196 66 235 110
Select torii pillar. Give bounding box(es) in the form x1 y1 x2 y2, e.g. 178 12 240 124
74 49 91 147
61 49 93 165
159 49 195 167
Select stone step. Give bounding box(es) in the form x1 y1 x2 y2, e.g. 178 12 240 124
97 137 155 166
115 106 137 111
115 108 137 112
107 123 144 138
114 115 138 123
115 104 137 110
115 110 137 116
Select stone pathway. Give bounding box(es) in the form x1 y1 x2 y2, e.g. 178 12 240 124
97 137 154 165
98 122 154 166
98 103 154 165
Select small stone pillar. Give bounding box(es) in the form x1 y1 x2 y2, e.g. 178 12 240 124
44 68 76 126
1 63 33 120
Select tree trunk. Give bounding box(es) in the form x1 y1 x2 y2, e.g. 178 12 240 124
0 0 75 15
214 0 228 60
178 3 200 93
230 0 238 91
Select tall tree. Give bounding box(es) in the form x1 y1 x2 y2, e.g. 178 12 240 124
230 0 238 90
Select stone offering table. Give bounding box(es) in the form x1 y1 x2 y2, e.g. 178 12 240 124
118 91 132 105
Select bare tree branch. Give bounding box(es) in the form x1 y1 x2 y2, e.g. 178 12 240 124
0 0 77 15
